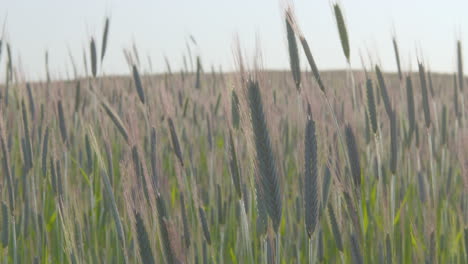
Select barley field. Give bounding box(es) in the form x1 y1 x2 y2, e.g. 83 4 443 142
0 3 467 264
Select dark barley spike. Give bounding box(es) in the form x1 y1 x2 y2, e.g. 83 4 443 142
304 114 319 238
454 74 460 120
255 179 267 237
132 146 150 203
41 126 49 177
195 56 201 89
392 37 402 81
183 98 189 118
90 37 97 77
299 36 325 92
364 110 371 144
21 100 33 170
134 211 155 264
180 193 191 248
375 65 393 118
418 63 431 128
132 65 145 104
1 201 8 248
228 129 242 199
333 3 350 62
231 90 240 130
366 79 378 134
214 94 221 116
389 110 398 175
74 81 81 113
345 125 361 187
327 203 343 252
427 70 435 97
150 127 159 191
156 194 176 264
441 105 447 146
57 100 68 145
26 83 35 120
167 118 184 167
21 138 30 174
350 233 363 264
199 206 211 245
101 17 110 62
322 166 332 207
101 101 129 143
458 40 464 92
285 10 301 91
247 78 282 232
0 124 15 212
45 50 50 83
406 76 416 140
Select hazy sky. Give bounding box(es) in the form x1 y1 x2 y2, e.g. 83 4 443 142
2 0 468 81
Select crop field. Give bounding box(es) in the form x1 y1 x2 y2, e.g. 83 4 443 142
0 3 467 264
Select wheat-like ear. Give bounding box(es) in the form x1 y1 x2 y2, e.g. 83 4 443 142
156 194 177 264
299 36 325 92
57 100 68 146
375 65 393 119
134 211 155 264
132 65 145 104
327 203 343 252
392 37 402 81
150 127 159 191
90 37 98 77
333 3 350 62
304 111 319 238
454 74 460 120
74 81 81 113
179 193 191 249
21 99 33 170
418 63 431 128
199 206 212 245
246 78 282 232
228 129 242 199
41 126 49 177
285 9 301 91
406 76 416 143
101 100 129 143
26 83 36 120
345 124 361 188
458 40 464 92
101 17 110 62
195 56 202 89
366 79 378 135
231 90 240 130
441 105 447 146
167 117 184 167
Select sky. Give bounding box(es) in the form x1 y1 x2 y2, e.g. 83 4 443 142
1 0 468 81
